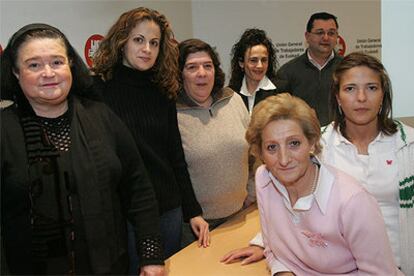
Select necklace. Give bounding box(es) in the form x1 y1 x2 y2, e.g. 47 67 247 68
310 164 319 194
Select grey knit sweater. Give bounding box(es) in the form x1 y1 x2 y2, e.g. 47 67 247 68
176 87 255 219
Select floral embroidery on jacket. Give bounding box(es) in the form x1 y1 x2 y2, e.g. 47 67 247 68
302 230 328 248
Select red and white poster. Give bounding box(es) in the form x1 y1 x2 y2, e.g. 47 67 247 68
336 35 347 56
84 34 103 68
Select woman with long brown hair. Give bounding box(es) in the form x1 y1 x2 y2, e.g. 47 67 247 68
92 7 208 273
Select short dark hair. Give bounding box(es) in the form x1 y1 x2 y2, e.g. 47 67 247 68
331 52 397 137
0 23 93 103
178 38 225 96
228 28 277 92
306 12 338 32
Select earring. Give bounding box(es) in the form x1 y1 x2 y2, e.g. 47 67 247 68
378 105 382 115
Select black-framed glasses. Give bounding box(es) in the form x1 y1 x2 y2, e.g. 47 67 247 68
309 30 338 37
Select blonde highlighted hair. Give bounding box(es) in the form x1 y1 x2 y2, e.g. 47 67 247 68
246 93 322 159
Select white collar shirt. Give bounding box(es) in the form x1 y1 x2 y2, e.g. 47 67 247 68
268 157 334 225
307 50 334 71
240 75 276 115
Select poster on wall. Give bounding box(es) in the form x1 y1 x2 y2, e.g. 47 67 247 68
273 35 380 66
84 34 104 68
191 1 381 72
274 34 348 66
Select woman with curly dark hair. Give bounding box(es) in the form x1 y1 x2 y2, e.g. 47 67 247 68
228 28 278 114
92 7 208 273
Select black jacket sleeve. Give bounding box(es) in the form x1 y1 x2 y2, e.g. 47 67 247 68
105 105 164 266
167 100 202 221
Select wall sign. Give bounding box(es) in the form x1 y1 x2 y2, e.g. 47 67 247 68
84 34 103 67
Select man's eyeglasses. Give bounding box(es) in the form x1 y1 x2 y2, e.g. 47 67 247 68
309 30 338 37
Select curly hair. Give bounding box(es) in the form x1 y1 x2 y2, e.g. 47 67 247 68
330 52 397 138
246 93 322 160
1 23 93 103
178 38 225 96
92 7 179 99
228 28 277 92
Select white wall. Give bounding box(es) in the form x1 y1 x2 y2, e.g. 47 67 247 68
191 1 381 78
382 0 414 117
4 0 397 111
0 0 193 59
1 0 380 70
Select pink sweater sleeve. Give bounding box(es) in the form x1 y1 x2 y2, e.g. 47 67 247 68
259 200 291 275
340 191 399 275
256 166 292 275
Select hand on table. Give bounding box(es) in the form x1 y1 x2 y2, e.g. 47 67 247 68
220 245 264 265
190 215 210 247
139 265 164 276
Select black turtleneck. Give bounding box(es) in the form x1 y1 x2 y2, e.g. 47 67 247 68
98 64 202 220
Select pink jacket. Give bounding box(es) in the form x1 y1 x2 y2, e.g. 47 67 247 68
256 163 399 275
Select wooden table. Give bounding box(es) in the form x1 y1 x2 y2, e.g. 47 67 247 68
165 204 268 275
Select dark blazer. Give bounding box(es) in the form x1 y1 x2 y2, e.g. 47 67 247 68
230 77 279 112
1 96 162 274
237 87 279 109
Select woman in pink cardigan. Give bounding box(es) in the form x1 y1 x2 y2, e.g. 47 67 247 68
241 93 398 275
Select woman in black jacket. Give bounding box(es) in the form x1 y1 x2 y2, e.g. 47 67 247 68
1 23 163 275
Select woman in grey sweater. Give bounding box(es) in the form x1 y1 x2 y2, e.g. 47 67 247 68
176 39 255 248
